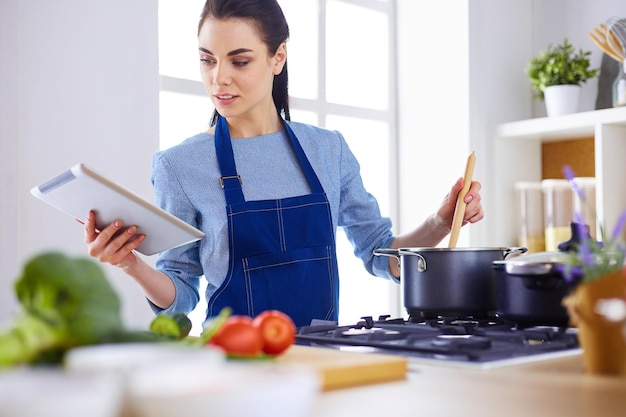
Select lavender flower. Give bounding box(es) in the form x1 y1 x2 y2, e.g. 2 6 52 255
563 166 585 201
611 210 626 242
561 165 626 283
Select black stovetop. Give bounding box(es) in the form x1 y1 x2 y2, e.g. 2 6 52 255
296 315 580 366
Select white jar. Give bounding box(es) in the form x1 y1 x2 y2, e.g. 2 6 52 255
541 179 573 251
515 181 545 253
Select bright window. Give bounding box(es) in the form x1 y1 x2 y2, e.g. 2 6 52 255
158 0 398 331
325 1 389 110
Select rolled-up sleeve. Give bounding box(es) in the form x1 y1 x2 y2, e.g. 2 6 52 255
335 134 396 281
149 152 204 314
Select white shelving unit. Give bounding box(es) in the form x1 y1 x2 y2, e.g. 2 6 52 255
492 106 626 247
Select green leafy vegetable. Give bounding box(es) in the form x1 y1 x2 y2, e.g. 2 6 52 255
15 252 125 343
0 252 133 367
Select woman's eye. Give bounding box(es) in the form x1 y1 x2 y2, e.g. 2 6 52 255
200 58 215 66
233 61 249 67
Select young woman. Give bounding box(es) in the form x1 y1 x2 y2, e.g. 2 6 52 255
84 0 483 328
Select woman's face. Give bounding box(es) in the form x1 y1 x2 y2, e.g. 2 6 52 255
198 18 286 124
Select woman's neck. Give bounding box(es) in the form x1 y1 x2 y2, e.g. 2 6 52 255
209 108 283 139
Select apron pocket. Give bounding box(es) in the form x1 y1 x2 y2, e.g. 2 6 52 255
243 245 336 326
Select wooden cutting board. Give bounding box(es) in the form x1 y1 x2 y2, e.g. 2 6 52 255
275 344 408 391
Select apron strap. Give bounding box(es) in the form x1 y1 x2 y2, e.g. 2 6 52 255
214 115 325 205
215 116 245 204
281 119 324 194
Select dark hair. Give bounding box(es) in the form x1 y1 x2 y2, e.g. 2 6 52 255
199 0 290 125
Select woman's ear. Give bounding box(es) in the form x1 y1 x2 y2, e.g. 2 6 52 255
273 42 287 75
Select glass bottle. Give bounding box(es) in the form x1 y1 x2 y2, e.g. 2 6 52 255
613 60 626 108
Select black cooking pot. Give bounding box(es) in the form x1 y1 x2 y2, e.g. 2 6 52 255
374 247 526 317
492 252 579 326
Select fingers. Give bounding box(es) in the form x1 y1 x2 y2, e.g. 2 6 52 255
437 178 470 230
450 177 478 207
463 181 481 204
84 211 145 266
437 179 484 232
83 210 98 243
443 177 464 212
451 177 464 195
462 181 484 224
463 205 484 225
101 227 146 267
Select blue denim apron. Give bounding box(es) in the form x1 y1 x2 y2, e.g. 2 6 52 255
206 116 339 327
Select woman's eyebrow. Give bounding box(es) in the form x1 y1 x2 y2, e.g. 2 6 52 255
198 47 253 56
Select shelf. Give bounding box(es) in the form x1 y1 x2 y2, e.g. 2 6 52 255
490 107 626 248
496 106 626 141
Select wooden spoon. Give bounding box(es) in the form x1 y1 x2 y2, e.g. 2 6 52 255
589 24 623 62
448 151 476 248
589 32 619 61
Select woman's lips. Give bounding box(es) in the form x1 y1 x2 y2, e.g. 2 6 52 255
214 94 237 105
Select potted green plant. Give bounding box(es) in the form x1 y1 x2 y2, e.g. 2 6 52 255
526 38 599 117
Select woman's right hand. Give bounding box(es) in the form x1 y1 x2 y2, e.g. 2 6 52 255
84 210 146 269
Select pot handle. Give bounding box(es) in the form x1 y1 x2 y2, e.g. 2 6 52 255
373 248 428 272
373 248 400 258
373 248 402 273
503 247 528 259
397 249 427 272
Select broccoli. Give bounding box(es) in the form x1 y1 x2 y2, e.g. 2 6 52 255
0 252 146 367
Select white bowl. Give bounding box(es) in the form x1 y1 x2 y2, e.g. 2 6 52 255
127 361 320 417
0 368 122 417
65 342 224 376
65 343 224 417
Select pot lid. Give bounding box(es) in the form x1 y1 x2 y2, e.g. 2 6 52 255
494 251 569 275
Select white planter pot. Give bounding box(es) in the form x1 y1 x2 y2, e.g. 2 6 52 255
544 84 581 117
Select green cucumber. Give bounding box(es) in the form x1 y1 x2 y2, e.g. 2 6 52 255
149 312 192 339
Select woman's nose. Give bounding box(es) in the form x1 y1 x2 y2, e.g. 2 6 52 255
213 62 231 86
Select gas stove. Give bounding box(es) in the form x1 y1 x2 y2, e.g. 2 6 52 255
296 315 582 369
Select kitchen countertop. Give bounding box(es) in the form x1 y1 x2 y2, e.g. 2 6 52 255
308 353 626 417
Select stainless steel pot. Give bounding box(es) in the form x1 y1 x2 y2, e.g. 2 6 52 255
492 252 577 326
374 247 526 317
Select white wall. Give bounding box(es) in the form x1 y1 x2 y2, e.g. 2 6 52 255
467 0 534 247
395 0 529 247
395 1 472 243
0 0 159 329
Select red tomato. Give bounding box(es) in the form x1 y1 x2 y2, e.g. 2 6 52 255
253 310 296 355
209 315 263 356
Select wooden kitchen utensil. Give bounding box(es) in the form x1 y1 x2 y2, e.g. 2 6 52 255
589 24 623 62
448 151 476 248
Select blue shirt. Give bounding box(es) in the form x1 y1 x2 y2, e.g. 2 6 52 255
150 121 395 315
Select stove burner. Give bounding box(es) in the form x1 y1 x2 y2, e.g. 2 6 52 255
431 335 492 350
408 311 497 323
297 315 579 365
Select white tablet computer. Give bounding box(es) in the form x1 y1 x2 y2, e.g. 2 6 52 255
31 163 205 256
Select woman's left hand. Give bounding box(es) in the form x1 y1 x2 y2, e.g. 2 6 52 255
437 177 484 231
388 177 484 277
